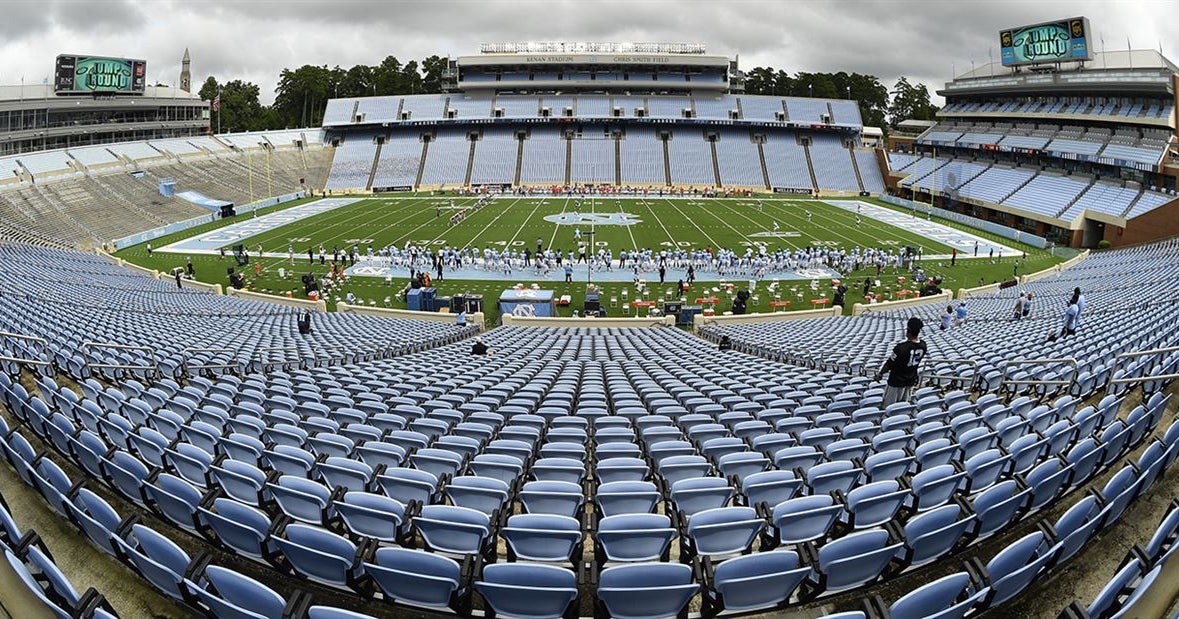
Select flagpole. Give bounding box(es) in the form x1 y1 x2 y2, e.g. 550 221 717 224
216 85 222 134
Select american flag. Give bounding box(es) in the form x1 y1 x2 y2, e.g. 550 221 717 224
211 93 220 112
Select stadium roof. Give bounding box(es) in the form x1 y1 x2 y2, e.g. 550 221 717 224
0 84 202 102
479 42 707 55
953 49 1179 80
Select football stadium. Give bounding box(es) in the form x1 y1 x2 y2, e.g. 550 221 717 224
0 4 1178 619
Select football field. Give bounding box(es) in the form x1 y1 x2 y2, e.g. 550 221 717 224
214 195 961 263
119 194 1065 320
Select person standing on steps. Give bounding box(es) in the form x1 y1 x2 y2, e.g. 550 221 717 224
875 317 927 406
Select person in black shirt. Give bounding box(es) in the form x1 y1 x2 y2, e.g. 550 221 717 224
471 337 489 356
718 335 733 351
297 310 312 335
874 317 927 407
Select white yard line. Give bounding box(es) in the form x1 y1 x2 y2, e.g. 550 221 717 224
507 197 547 247
708 200 803 250
546 196 571 249
658 197 722 247
619 198 639 250
309 196 436 250
638 197 678 244
449 196 526 248
762 199 865 248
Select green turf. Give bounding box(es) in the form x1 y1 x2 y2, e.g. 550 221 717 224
116 194 1063 324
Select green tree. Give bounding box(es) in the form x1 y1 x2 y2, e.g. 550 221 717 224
373 55 403 95
887 76 940 128
420 55 450 94
743 66 776 95
273 65 334 127
200 76 268 132
400 60 423 94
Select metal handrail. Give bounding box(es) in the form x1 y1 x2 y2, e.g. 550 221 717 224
998 357 1078 390
857 353 892 377
181 347 241 374
1108 345 1179 382
921 357 981 390
0 332 52 368
254 346 302 372
311 344 350 367
1109 373 1179 386
82 341 159 377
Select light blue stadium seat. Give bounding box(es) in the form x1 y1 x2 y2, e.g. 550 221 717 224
199 497 275 560
596 513 677 563
597 563 696 619
334 491 407 543
898 504 975 568
772 494 842 545
186 564 288 619
415 504 492 556
366 547 467 609
519 480 584 517
888 571 987 619
812 528 901 593
596 481 660 517
703 550 809 614
475 563 578 619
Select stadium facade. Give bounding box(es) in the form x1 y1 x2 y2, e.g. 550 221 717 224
888 49 1179 247
320 43 882 196
0 84 209 157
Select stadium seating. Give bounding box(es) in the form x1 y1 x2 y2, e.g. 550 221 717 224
570 131 615 184
715 131 766 188
519 127 568 185
371 130 423 189
620 127 667 185
855 150 885 193
325 132 381 190
667 130 716 186
418 128 470 187
896 153 1175 223
763 131 813 190
0 232 1174 618
0 145 325 249
469 127 517 185
809 134 860 192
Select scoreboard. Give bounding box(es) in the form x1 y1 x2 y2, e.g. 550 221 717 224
1000 17 1093 67
55 55 147 95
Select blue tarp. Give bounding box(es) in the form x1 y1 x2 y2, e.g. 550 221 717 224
175 190 232 212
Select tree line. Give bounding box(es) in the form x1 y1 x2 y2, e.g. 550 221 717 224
741 68 939 130
198 54 449 133
198 57 938 134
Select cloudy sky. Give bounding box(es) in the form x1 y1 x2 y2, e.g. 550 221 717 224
0 0 1175 105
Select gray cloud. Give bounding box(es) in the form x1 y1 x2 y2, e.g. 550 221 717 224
0 0 1174 107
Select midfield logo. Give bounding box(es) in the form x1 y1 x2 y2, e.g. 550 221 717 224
543 213 642 226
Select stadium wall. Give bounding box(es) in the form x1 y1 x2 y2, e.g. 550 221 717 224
502 314 677 328
338 303 485 328
853 291 953 316
1106 197 1179 247
692 307 842 330
179 279 223 294
112 191 306 250
226 288 328 312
